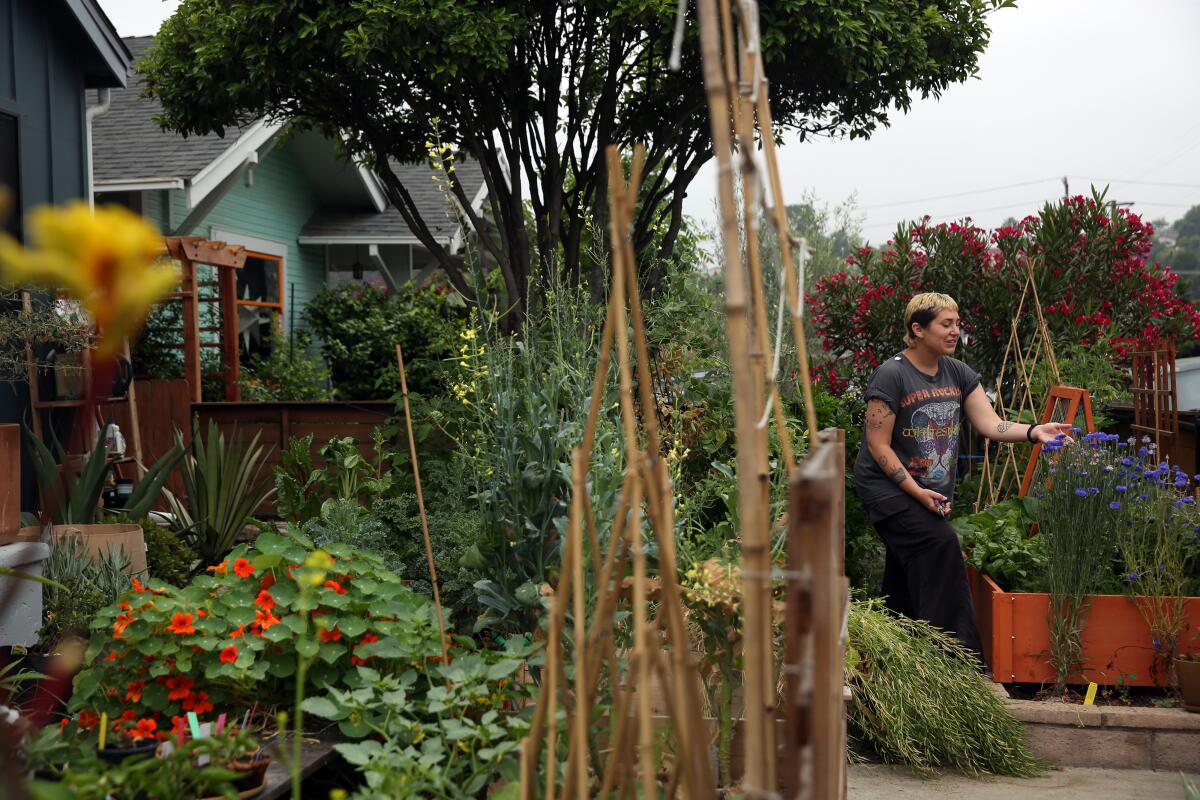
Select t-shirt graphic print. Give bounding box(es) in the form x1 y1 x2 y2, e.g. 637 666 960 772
853 354 980 508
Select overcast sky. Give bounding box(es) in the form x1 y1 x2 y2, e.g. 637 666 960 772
100 0 1200 243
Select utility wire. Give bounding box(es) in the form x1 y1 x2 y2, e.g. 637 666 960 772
859 177 1058 210
1071 176 1200 190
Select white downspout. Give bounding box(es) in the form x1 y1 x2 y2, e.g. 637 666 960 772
85 89 112 209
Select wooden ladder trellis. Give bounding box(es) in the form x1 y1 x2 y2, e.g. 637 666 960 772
974 257 1061 511
1131 343 1180 466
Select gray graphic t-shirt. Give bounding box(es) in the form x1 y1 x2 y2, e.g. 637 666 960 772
853 354 981 510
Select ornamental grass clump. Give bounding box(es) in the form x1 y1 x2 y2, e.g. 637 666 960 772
846 599 1043 778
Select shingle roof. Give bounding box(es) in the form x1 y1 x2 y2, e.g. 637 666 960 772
300 159 486 244
90 36 248 185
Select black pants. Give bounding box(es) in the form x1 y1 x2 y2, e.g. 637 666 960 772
870 495 982 657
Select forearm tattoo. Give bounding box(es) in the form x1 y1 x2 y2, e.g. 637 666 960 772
996 421 1013 434
874 454 909 485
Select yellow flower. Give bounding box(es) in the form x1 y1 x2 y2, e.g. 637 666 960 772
0 202 177 357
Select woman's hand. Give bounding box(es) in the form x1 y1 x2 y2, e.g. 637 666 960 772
1031 422 1074 445
913 487 950 516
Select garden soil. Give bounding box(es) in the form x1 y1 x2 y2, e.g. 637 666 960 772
849 764 1199 799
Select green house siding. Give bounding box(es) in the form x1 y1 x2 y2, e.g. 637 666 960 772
142 142 326 336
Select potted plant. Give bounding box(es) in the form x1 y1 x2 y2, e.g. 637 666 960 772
1179 654 1200 713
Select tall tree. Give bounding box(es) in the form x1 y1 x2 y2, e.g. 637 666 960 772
144 0 1010 320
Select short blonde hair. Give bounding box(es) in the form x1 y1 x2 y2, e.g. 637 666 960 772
903 292 958 346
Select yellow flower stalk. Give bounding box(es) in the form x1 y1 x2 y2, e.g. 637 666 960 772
0 202 177 357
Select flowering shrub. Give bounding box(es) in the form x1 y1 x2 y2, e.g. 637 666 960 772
808 189 1200 392
64 530 443 743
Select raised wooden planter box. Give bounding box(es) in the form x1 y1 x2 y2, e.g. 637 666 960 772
969 566 1200 687
194 400 397 514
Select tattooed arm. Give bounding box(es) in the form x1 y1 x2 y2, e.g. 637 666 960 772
962 386 1072 443
864 398 947 513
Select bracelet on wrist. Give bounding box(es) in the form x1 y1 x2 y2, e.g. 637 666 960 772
1027 424 1038 442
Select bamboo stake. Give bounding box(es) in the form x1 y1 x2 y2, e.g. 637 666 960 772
628 466 656 800
728 5 782 785
394 344 449 664
568 447 589 799
756 94 820 439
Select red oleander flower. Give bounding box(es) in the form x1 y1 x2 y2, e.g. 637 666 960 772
220 645 238 663
166 612 195 635
323 580 347 595
233 558 254 578
124 680 145 703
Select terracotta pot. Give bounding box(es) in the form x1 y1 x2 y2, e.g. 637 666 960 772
969 566 1200 687
1178 658 1200 713
13 524 147 576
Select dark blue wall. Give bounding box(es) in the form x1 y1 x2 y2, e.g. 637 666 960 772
0 0 101 511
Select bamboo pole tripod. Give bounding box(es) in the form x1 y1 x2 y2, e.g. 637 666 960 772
517 145 717 799
974 257 1061 511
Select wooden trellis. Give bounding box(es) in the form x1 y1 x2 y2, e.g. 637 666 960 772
975 257 1061 511
1131 343 1180 466
162 236 247 403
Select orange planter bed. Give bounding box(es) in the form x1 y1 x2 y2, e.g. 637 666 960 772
968 566 1200 687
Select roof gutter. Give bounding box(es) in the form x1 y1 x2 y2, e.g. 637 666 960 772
85 89 112 209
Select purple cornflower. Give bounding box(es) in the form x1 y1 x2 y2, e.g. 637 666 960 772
1109 501 1122 510
1074 488 1089 497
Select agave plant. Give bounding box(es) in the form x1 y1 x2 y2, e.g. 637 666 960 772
164 420 275 568
24 425 183 524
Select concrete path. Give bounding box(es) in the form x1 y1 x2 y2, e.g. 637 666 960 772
849 764 1200 799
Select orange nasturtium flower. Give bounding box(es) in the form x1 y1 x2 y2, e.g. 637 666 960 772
220 645 238 664
207 561 229 575
164 675 194 702
112 611 136 639
233 558 255 578
166 612 196 635
124 680 145 703
323 580 347 595
0 202 178 358
254 590 276 611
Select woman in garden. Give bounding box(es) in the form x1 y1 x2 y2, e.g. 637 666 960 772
854 292 1072 655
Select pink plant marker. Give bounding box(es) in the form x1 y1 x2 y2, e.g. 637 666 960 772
215 713 227 736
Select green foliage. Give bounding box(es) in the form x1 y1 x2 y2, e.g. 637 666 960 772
40 532 131 651
951 498 1046 593
449 284 624 634
105 515 197 587
304 282 468 400
1027 341 1129 429
24 427 182 524
25 725 259 800
274 434 325 525
847 598 1043 777
305 644 533 799
164 420 275 567
238 325 332 401
67 530 444 729
368 495 483 631
0 291 91 384
143 0 1006 320
305 498 403 573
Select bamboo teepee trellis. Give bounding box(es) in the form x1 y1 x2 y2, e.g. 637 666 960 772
974 257 1061 511
517 145 718 799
